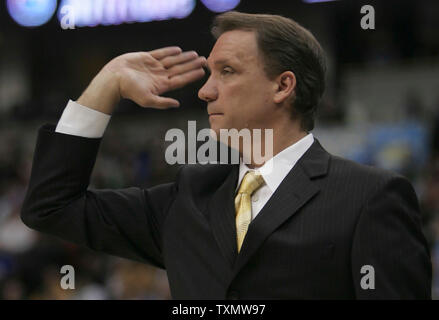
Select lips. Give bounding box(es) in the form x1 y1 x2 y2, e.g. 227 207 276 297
208 114 223 122
207 106 222 116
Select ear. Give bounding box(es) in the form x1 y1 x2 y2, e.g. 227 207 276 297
273 71 296 104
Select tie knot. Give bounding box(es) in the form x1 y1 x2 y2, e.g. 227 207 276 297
237 171 265 196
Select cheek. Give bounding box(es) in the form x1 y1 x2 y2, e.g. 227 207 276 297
224 81 258 107
219 77 274 120
217 83 241 113
221 82 240 99
241 79 272 103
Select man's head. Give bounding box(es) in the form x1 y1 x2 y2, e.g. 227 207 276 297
198 11 326 136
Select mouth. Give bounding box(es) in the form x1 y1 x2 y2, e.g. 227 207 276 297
208 113 223 117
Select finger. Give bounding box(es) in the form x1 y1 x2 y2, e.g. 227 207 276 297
161 51 199 69
149 46 182 60
144 95 180 109
168 57 207 77
168 68 206 91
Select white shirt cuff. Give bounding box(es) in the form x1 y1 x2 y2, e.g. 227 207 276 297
55 100 111 138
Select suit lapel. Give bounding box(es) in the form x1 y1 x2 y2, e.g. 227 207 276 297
231 139 330 279
206 164 240 268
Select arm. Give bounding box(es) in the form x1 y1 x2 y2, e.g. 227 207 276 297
21 125 178 267
351 175 432 299
21 47 206 267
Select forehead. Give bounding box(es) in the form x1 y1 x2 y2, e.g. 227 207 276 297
207 30 260 66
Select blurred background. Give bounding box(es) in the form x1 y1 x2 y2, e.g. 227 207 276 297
0 0 439 299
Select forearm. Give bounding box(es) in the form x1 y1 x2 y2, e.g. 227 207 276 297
77 67 121 115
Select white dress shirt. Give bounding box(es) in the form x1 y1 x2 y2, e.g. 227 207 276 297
56 100 315 220
236 133 314 220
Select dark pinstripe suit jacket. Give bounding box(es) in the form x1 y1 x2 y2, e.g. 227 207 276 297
21 124 432 299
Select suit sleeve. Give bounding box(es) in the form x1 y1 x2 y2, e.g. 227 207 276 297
351 174 432 299
21 124 178 268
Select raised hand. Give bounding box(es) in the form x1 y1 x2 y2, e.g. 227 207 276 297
77 47 206 114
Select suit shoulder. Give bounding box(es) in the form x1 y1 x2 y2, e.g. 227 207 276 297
328 154 410 191
321 154 417 216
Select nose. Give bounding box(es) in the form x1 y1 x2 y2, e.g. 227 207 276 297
198 75 218 102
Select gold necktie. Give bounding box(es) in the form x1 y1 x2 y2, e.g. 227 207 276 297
235 171 265 253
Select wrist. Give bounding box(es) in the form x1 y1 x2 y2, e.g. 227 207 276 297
77 69 120 115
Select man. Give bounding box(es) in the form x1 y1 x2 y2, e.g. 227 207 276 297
21 11 431 299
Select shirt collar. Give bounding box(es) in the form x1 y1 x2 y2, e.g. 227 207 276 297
237 133 314 193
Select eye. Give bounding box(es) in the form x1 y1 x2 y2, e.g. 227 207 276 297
221 67 234 75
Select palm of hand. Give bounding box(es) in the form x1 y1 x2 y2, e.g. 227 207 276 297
108 48 206 109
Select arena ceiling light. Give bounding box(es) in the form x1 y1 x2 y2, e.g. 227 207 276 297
57 0 241 27
7 0 58 27
7 0 240 27
201 0 241 13
7 0 242 28
58 0 197 27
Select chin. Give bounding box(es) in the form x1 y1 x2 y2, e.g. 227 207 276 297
209 127 221 141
